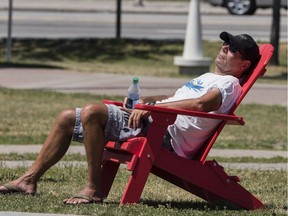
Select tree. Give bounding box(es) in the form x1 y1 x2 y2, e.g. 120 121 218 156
270 0 281 65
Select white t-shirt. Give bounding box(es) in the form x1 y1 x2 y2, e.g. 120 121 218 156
157 73 242 159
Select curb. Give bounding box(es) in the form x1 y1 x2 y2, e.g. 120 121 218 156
0 145 287 171
1 160 287 171
0 145 287 158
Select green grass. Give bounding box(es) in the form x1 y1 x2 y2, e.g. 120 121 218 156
0 38 287 215
0 38 287 83
0 88 121 144
0 88 286 150
214 104 287 150
0 166 287 215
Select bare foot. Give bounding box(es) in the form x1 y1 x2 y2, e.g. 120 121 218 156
0 180 36 195
63 188 103 205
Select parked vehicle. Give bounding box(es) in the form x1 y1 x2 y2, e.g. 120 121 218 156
205 0 287 15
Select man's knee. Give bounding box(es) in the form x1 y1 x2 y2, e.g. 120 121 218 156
80 104 108 126
57 109 76 128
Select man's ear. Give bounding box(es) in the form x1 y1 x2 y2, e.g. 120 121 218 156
242 60 251 71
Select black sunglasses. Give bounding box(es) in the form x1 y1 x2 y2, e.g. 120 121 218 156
223 41 245 59
223 41 238 53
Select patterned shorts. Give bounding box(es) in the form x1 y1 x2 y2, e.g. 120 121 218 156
72 104 149 143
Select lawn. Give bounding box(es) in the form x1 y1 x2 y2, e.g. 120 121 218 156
0 88 287 215
0 38 287 215
0 88 286 150
0 166 287 215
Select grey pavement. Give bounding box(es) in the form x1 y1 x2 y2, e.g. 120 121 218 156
1 0 283 16
1 144 287 159
1 145 287 171
0 68 287 106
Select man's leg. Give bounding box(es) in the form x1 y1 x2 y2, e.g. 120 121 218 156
0 108 76 194
63 103 108 204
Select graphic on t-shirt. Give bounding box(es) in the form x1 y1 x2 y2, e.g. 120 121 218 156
184 79 204 92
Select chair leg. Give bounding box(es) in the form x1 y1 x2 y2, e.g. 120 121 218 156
101 138 154 205
120 154 153 204
101 161 120 198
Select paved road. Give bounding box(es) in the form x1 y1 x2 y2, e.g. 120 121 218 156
0 68 286 106
0 0 287 41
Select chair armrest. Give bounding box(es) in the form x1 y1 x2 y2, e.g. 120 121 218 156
103 99 123 107
103 100 244 125
135 104 245 125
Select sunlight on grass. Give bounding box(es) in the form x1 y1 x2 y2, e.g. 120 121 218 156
215 104 287 150
0 88 286 149
0 166 286 215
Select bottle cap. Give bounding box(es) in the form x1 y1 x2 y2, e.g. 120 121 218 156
132 77 139 84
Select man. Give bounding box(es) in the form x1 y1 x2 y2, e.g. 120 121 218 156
0 32 260 204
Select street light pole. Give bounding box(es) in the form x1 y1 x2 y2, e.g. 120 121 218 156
7 0 13 63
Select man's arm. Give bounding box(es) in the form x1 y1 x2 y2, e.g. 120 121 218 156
156 88 222 112
128 88 222 129
126 94 173 128
139 94 174 104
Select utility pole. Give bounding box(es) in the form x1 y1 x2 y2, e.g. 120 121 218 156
116 0 122 39
270 0 280 65
7 0 13 63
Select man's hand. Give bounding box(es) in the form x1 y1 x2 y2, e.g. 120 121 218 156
128 109 150 129
121 97 150 128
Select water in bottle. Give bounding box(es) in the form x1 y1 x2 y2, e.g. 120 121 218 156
126 77 141 109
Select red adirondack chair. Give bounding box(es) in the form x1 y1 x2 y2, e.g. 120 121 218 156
101 44 274 210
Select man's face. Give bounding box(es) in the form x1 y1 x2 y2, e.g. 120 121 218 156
215 43 250 78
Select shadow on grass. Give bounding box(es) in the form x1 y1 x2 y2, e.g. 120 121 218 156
141 199 242 211
0 62 63 69
1 38 183 63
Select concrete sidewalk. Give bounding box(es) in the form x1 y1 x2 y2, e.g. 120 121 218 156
1 144 287 159
0 68 287 106
1 144 287 171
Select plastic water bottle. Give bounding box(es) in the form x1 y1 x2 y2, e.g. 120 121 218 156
126 77 141 109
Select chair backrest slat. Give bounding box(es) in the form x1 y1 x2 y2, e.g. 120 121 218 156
194 44 274 162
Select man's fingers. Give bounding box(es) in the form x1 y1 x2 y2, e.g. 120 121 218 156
128 111 142 129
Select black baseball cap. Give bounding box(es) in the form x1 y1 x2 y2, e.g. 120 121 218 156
220 31 260 64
